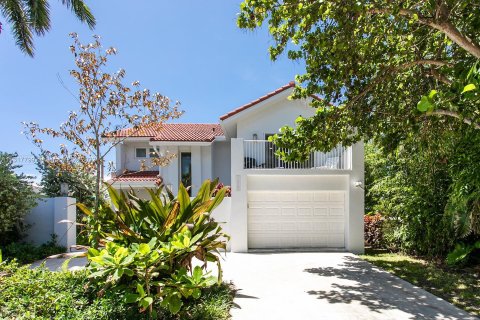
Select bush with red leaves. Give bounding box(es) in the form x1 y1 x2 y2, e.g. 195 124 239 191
364 214 384 248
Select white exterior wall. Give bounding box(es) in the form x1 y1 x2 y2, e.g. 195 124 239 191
347 141 365 254
122 141 160 172
236 96 315 140
201 146 212 184
212 140 231 185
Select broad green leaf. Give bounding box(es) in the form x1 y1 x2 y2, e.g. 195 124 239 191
461 83 476 93
417 96 432 112
140 297 153 309
138 243 151 255
428 90 437 99
167 295 183 314
125 293 139 303
137 283 145 297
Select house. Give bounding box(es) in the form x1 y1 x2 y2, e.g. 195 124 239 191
109 82 364 253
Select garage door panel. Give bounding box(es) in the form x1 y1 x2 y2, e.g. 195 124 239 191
297 207 313 216
248 190 346 249
329 192 345 202
329 206 345 216
281 207 296 216
314 192 329 202
297 192 314 202
314 207 329 216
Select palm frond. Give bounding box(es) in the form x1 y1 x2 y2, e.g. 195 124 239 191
60 0 95 28
1 0 34 56
26 0 50 35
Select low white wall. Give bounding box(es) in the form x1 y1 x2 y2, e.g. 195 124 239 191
210 197 231 250
24 197 76 249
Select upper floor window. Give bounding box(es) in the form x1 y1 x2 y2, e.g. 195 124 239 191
136 148 147 158
136 148 159 158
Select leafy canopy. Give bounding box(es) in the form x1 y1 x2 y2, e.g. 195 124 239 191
238 0 480 156
0 152 37 244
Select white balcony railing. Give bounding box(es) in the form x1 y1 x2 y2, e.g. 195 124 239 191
243 140 351 170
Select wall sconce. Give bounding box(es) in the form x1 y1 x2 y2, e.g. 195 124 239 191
354 181 364 190
252 133 258 140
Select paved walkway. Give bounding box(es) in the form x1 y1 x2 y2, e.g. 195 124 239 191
221 252 477 320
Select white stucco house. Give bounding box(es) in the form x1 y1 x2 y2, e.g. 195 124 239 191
109 82 364 253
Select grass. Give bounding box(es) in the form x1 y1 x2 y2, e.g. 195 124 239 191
360 248 480 317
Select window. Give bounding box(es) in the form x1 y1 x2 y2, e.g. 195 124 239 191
135 148 147 158
149 148 159 158
181 152 192 196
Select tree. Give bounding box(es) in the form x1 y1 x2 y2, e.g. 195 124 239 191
237 0 480 156
35 152 96 208
23 34 182 240
0 152 37 245
0 0 95 56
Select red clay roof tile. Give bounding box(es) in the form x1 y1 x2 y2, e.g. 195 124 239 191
111 171 160 182
112 123 224 142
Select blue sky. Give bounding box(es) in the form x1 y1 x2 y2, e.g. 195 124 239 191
0 1 305 177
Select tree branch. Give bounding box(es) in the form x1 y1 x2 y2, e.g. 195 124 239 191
427 109 480 129
369 7 480 58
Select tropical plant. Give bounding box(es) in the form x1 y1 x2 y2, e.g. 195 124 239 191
78 179 229 317
446 240 480 266
23 35 182 245
0 0 95 56
0 152 37 245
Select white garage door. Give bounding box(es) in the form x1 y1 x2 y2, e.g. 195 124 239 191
248 191 346 249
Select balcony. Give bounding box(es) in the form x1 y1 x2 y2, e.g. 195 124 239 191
243 140 351 170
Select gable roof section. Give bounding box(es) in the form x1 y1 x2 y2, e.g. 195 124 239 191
111 123 224 142
219 81 295 121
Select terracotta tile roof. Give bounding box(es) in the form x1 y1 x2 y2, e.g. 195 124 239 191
220 82 295 121
111 171 160 182
151 123 223 142
111 123 224 142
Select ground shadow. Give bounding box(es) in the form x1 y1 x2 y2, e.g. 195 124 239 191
304 255 476 320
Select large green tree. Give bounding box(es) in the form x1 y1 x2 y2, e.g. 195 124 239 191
238 0 480 155
0 0 95 56
0 152 37 245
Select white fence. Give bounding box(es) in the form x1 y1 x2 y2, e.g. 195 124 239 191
243 140 351 170
24 197 76 249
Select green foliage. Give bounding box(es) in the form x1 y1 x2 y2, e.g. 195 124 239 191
446 241 480 266
35 152 97 245
365 126 480 258
35 152 96 208
79 179 229 317
238 0 480 155
0 152 37 245
0 260 234 319
0 235 65 265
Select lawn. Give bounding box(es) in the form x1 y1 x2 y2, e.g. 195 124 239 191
361 249 480 317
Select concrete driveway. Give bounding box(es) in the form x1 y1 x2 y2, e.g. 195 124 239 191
221 252 477 320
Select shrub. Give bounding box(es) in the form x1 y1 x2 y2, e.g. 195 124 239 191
78 179 229 317
364 214 384 248
0 152 37 245
0 260 234 320
0 235 65 264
